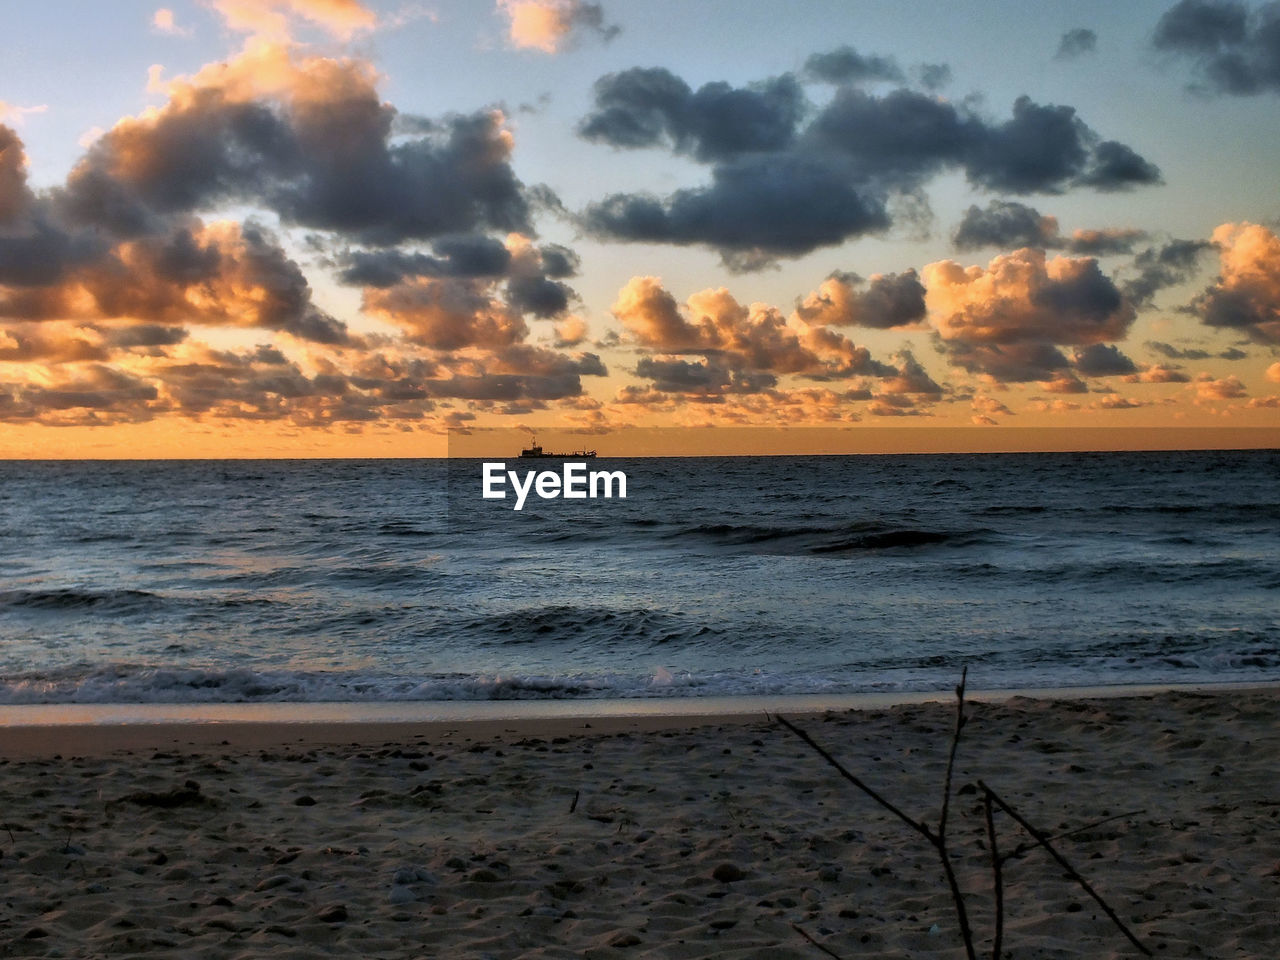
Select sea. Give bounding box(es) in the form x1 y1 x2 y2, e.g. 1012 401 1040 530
0 450 1277 713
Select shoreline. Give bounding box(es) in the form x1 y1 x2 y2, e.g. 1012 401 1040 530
3 679 1277 757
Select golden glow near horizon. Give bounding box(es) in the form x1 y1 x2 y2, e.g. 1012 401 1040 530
1 1 1278 457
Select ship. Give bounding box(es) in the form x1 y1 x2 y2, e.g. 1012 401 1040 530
519 435 597 458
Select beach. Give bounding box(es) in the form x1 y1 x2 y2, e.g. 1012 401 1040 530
1 687 1276 958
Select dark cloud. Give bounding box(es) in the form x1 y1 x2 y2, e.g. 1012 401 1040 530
916 63 953 90
580 63 1161 264
1055 28 1098 60
804 47 904 85
953 200 1148 255
1065 227 1149 256
946 340 1073 381
579 67 805 162
954 200 1057 250
583 153 889 267
1153 0 1280 94
1145 339 1248 360
1123 238 1212 304
337 236 514 287
0 125 34 224
1073 343 1138 375
1076 140 1164 191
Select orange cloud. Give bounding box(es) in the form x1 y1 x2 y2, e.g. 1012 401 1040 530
1192 222 1280 344
497 0 614 53
925 248 1133 346
206 0 377 40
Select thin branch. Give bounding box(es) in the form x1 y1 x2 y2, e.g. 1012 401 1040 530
777 683 978 960
936 666 978 960
939 666 968 841
775 715 930 841
980 782 1152 957
984 790 1004 960
791 922 844 959
1001 809 1145 865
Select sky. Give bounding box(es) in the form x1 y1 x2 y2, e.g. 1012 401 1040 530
1 0 1278 457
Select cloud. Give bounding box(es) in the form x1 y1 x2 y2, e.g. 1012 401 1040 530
611 276 895 391
65 43 532 244
1152 0 1280 95
363 277 528 350
924 247 1135 380
1144 339 1247 360
580 63 1161 265
1126 363 1191 383
0 102 48 127
0 211 350 343
206 0 377 40
803 47 904 85
953 200 1059 250
1189 222 1280 342
953 200 1147 254
0 125 35 224
794 270 926 328
152 8 193 36
579 68 805 162
1195 372 1249 398
1072 342 1138 376
1055 28 1098 60
1124 238 1213 304
962 97 1160 194
583 153 890 269
498 0 618 54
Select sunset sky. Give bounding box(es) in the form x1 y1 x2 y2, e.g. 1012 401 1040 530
1 0 1278 457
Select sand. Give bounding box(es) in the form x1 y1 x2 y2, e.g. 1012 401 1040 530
1 688 1277 958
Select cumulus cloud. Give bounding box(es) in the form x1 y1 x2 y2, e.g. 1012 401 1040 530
1055 28 1098 60
1190 222 1280 342
794 270 926 328
611 276 895 396
66 44 532 244
0 38 606 426
924 247 1135 380
1195 372 1249 398
580 62 1161 265
1153 0 1280 95
498 0 618 54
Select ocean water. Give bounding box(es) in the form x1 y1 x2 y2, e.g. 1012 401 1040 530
0 450 1277 706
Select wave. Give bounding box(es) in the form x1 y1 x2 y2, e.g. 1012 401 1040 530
0 588 166 614
660 521 990 554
